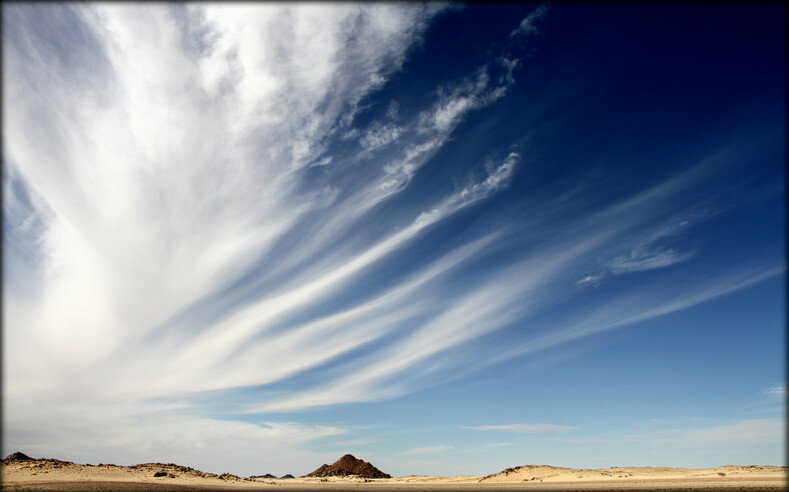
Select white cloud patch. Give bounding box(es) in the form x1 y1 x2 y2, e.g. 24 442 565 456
765 385 786 397
400 445 453 455
576 275 602 286
360 122 402 151
510 5 548 37
578 217 700 288
460 152 519 201
418 64 513 135
462 424 577 433
607 245 695 274
683 419 785 446
639 419 786 448
386 100 400 119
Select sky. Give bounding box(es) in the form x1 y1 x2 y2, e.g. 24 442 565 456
2 2 786 478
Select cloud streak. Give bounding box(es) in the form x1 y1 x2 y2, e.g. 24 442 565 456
462 424 577 433
510 5 548 37
401 445 453 455
630 419 786 448
606 246 694 274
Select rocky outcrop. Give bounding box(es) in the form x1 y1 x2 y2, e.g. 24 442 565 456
3 452 34 463
304 454 390 479
2 452 75 468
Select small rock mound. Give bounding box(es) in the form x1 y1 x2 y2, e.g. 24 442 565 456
304 454 390 479
128 462 206 478
250 473 277 479
280 474 295 479
4 452 35 464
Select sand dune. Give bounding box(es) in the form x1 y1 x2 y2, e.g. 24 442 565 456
1 453 786 491
479 463 787 482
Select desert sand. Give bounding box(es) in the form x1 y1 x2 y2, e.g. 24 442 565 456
1 453 786 491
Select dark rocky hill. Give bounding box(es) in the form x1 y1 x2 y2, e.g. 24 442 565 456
4 452 34 463
304 454 390 479
3 452 75 467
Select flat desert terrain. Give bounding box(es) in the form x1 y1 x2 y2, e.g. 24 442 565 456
2 455 787 491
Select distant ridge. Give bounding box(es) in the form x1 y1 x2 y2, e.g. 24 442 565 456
3 451 787 485
304 454 391 479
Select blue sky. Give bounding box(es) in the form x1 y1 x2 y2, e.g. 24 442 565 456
2 2 785 478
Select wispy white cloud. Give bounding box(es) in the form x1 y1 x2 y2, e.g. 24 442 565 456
360 123 402 152
764 385 786 397
683 419 785 446
632 418 786 448
418 64 513 135
386 100 400 119
495 265 784 366
462 424 577 433
2 1 458 463
576 275 602 286
510 5 548 37
3 1 447 380
400 445 453 455
607 245 694 274
3 4 544 462
576 215 700 287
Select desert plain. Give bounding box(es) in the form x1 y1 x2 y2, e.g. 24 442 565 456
1 452 787 491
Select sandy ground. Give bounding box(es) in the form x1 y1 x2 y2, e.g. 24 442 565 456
2 459 787 491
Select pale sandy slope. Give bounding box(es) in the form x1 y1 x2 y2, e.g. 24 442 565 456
2 459 787 490
478 463 787 482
